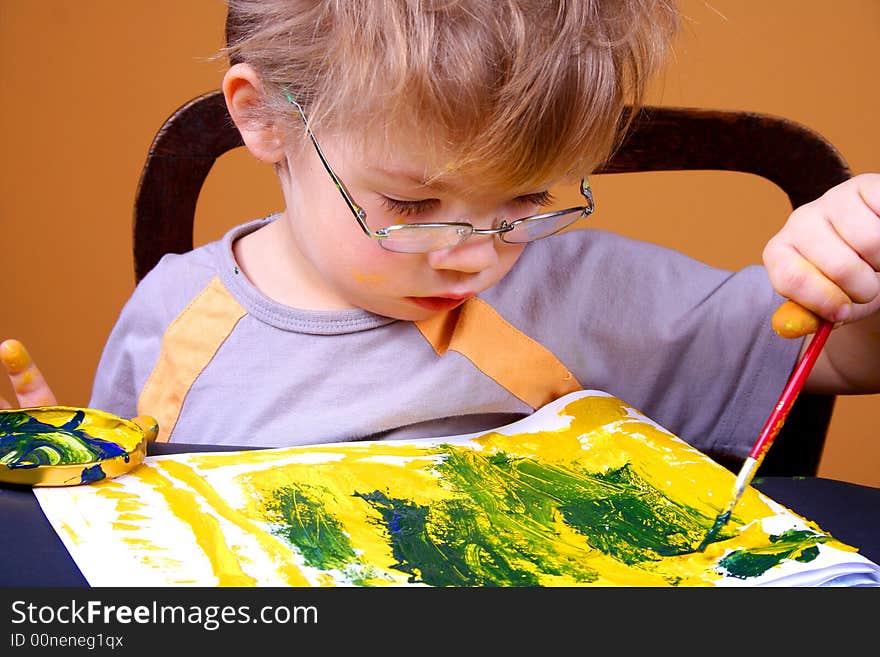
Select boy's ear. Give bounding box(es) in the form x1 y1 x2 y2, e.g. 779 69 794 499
222 63 287 163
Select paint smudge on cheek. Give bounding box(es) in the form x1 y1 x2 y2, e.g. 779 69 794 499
351 269 389 286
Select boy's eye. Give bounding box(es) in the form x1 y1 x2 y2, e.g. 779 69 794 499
380 196 439 216
516 191 554 208
379 190 554 218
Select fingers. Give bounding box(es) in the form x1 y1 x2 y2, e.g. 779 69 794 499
0 339 57 408
764 175 880 324
793 206 880 304
763 239 855 322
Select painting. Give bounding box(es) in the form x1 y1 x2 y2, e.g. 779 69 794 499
33 391 880 586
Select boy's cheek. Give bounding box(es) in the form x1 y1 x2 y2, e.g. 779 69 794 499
351 269 390 286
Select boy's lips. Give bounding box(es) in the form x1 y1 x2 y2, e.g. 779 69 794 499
406 295 471 312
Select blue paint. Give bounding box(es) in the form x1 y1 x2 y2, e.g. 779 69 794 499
80 464 107 484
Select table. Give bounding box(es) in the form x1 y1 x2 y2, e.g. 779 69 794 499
2 442 878 587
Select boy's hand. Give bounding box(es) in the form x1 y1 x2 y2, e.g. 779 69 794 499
0 339 58 409
0 339 159 441
763 173 880 337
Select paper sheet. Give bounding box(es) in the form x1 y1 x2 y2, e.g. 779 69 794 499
34 390 880 587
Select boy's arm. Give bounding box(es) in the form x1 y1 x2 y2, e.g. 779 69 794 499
763 173 880 394
808 311 880 394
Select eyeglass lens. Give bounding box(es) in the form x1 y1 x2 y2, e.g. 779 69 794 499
378 209 585 253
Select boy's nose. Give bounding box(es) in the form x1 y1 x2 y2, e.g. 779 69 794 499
426 232 500 274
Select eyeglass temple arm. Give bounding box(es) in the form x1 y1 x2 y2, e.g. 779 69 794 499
579 178 595 211
283 91 375 238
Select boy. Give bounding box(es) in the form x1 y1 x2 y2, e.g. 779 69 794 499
2 0 879 470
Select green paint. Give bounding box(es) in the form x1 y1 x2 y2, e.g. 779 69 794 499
0 410 128 468
719 529 828 579
257 444 833 586
358 489 540 587
554 463 716 564
263 484 357 570
697 511 731 553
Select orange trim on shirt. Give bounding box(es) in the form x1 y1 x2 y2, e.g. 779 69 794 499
415 297 583 409
138 277 247 442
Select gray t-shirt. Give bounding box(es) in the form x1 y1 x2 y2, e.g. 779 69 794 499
90 216 802 463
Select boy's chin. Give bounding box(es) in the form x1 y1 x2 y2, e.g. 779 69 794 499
405 296 469 313
369 296 470 321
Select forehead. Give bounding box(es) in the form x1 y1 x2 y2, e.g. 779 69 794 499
344 128 559 196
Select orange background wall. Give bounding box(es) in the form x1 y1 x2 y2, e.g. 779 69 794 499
1 1 878 486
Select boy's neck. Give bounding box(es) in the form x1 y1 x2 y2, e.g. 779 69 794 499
232 216 356 311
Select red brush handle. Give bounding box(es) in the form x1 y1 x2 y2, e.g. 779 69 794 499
748 319 833 462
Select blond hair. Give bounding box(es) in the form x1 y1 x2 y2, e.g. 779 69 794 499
223 0 679 188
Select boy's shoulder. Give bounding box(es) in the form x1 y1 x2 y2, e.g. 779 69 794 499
489 227 746 320
506 226 723 282
129 216 273 316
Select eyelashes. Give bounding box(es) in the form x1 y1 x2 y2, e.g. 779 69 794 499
380 197 439 216
380 191 555 217
518 191 555 208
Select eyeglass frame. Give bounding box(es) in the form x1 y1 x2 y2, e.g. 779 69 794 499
283 90 595 253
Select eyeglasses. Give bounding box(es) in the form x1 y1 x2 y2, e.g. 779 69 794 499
284 91 595 254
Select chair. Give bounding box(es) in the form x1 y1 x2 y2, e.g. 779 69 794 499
133 90 851 477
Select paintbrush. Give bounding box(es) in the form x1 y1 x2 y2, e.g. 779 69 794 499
696 309 834 552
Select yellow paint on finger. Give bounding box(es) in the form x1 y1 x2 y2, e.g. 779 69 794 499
0 340 31 374
772 300 820 338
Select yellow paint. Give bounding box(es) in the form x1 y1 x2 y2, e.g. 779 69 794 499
117 512 149 522
155 459 311 586
131 416 159 442
112 522 141 531
0 339 30 373
58 521 83 547
772 300 821 338
18 407 145 453
351 269 388 285
131 464 257 586
96 481 149 514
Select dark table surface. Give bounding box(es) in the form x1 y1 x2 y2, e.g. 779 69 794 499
2 442 878 587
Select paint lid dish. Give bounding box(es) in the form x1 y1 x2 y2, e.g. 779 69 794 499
0 406 154 486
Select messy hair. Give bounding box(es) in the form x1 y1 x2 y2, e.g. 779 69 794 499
223 0 679 188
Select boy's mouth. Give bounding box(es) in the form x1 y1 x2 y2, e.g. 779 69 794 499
406 295 470 312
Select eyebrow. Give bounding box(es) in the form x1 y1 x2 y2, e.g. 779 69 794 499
367 166 450 192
